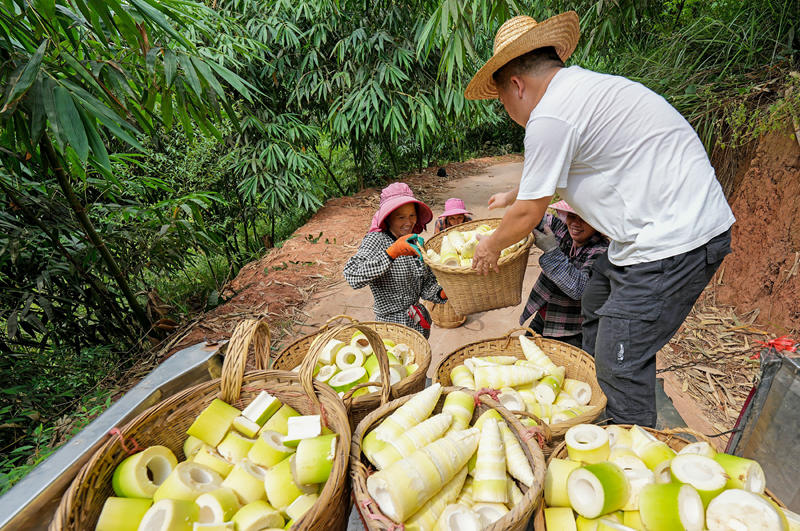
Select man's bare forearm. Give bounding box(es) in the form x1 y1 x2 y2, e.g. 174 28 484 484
487 196 551 251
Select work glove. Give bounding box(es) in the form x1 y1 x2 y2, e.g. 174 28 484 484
386 234 425 259
533 226 559 253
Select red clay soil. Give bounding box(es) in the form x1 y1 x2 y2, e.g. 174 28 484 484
168 155 520 354
716 127 800 334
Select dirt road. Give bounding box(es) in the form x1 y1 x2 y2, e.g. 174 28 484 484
294 160 544 376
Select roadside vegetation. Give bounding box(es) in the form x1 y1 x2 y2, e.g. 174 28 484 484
0 0 796 492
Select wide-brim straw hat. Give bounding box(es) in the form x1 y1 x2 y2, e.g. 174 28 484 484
465 11 580 100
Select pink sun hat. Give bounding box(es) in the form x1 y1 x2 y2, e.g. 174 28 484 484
368 182 433 234
549 200 576 222
438 198 472 218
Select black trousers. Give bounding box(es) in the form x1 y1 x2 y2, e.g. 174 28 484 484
581 228 732 426
525 313 583 348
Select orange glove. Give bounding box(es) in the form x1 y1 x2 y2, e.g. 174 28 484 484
439 289 447 300
386 234 424 259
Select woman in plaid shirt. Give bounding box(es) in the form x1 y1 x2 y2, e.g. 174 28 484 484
344 183 446 338
521 201 608 347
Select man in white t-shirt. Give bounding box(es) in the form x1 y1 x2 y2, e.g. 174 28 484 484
465 12 734 426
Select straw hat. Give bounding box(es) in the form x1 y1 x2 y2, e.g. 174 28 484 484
464 11 580 100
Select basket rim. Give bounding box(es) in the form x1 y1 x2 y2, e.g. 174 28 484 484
350 385 547 531
421 217 534 274
273 318 432 405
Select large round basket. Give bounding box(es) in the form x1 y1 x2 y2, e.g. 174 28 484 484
422 218 534 315
433 327 606 453
532 426 787 530
423 299 466 328
351 386 547 531
52 319 352 531
273 315 431 429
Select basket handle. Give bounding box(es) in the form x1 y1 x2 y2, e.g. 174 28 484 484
220 319 271 403
298 321 392 411
662 427 717 446
324 314 357 327
500 327 540 350
513 410 553 446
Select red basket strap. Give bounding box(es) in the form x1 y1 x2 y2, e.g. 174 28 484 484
109 427 142 455
474 388 500 405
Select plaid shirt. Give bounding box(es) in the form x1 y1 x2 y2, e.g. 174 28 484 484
343 231 445 337
520 214 608 337
434 215 473 233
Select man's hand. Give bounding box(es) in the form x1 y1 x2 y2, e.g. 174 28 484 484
472 233 501 275
533 226 559 253
487 186 519 210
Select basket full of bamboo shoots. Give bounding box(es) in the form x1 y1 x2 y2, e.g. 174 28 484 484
422 218 534 315
273 315 430 429
433 327 606 451
534 423 794 531
350 383 548 530
53 319 353 531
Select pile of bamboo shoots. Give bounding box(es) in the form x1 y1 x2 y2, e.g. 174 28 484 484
449 335 595 425
426 224 527 268
360 383 538 530
543 423 799 530
292 330 418 398
97 391 338 531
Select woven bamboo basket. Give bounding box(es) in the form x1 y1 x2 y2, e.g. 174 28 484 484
273 315 431 429
52 319 352 531
422 218 534 315
423 299 466 328
351 386 548 531
532 426 787 530
433 327 607 454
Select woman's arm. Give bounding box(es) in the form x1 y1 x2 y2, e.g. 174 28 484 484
343 233 394 289
537 245 604 300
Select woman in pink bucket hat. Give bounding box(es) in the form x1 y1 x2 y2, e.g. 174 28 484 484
434 197 473 233
520 200 608 348
344 182 446 338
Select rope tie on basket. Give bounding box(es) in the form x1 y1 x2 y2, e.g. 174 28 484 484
360 500 405 530
474 388 500 405
521 426 546 449
750 335 797 359
109 427 142 454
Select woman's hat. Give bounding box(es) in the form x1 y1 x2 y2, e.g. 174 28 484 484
438 198 472 219
464 12 580 100
369 182 433 234
549 199 576 222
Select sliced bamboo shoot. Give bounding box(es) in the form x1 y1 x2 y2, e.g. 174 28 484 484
195 487 241 523
188 400 242 447
677 441 716 459
294 434 337 484
498 387 526 412
96 497 152 531
534 366 566 404
565 424 611 464
670 454 727 507
621 468 655 511
567 462 630 518
606 426 633 449
319 339 346 365
314 364 338 383
112 445 177 498
328 367 368 393
636 441 675 470
638 483 704 531
217 431 255 463
563 379 592 405
434 503 482 531
231 500 283 531
440 235 460 265
220 459 267 505
713 453 766 494
242 392 281 427
335 345 365 370
545 507 578 531
472 503 509 527
137 499 199 531
545 458 582 507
